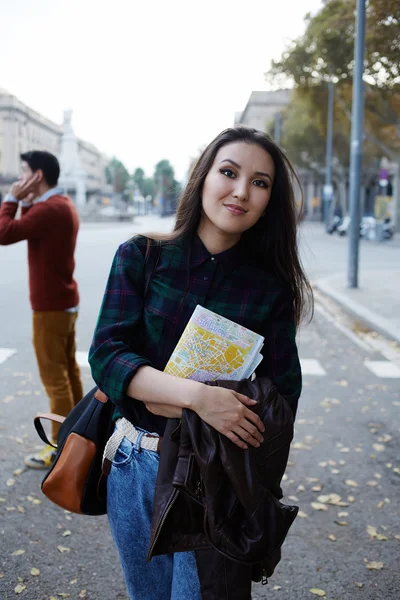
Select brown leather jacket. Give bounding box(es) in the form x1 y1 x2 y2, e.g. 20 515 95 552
147 377 298 598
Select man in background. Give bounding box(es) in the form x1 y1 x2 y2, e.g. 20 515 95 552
0 151 83 468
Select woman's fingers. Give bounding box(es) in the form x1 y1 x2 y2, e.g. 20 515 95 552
225 430 248 450
237 418 264 445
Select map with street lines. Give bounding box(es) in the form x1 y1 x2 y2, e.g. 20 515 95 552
164 305 264 382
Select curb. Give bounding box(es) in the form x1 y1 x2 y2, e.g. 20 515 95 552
315 277 400 345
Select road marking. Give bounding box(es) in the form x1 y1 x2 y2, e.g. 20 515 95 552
76 351 90 368
0 348 17 364
364 361 400 378
300 359 327 376
314 302 373 352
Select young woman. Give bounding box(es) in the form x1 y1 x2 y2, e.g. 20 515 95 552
89 126 312 599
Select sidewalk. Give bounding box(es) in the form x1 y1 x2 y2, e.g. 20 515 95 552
316 270 400 343
299 222 400 343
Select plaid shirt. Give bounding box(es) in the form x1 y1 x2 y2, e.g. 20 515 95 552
89 234 302 435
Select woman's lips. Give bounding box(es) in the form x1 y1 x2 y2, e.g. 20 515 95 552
223 204 247 215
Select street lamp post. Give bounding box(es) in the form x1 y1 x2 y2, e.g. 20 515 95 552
274 112 282 146
348 0 366 288
323 79 335 229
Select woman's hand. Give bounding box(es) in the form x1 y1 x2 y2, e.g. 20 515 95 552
145 402 182 418
191 386 265 450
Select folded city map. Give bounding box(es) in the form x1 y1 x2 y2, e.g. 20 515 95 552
164 305 264 382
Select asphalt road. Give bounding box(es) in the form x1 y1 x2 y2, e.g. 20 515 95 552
1 217 399 599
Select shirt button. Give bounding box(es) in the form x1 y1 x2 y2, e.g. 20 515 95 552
211 257 215 261
204 277 208 281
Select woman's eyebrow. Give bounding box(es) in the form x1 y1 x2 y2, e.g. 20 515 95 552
220 158 272 182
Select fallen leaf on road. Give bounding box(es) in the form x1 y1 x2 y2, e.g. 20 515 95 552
27 495 41 505
318 461 328 467
355 582 364 588
62 530 71 537
338 512 348 518
12 550 25 556
378 434 392 443
309 588 326 597
70 579 78 584
393 468 400 476
345 480 358 487
30 568 40 576
328 534 336 541
3 395 14 403
79 590 87 598
0 573 4 578
13 468 25 477
366 526 388 541
366 561 384 570
6 478 15 487
372 444 385 452
317 494 342 505
340 447 350 453
312 485 323 492
297 485 306 492
311 502 328 511
395 535 400 541
57 546 71 553
58 594 71 598
335 521 349 526
367 481 378 487
15 583 26 594
298 511 308 518
273 585 282 590
292 442 312 451
17 505 25 513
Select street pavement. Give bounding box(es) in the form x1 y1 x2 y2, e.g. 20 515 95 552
0 216 399 599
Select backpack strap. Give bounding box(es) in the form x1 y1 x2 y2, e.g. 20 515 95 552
144 239 162 297
34 413 65 448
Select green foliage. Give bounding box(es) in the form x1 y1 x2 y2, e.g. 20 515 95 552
266 0 400 169
105 157 130 193
268 0 399 88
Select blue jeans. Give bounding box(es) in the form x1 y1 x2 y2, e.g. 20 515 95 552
107 429 202 600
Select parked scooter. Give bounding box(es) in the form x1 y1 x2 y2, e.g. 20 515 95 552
336 215 351 236
327 215 342 234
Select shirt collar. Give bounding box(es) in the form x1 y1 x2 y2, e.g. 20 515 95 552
34 187 65 204
189 233 247 274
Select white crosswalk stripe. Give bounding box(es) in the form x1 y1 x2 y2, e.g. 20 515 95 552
300 359 326 376
364 360 400 378
1 347 400 379
75 351 90 368
0 347 17 364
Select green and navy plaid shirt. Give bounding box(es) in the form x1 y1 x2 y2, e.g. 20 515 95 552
89 234 302 435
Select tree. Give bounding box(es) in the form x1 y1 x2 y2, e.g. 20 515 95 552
266 0 400 167
154 160 181 211
105 157 130 194
132 167 145 196
268 0 399 89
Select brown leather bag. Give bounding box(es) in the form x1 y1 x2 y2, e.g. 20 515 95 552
34 388 113 514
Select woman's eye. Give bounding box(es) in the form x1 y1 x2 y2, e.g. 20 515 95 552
253 179 268 188
220 168 236 178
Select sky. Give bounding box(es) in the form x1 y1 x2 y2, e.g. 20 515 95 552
0 0 323 180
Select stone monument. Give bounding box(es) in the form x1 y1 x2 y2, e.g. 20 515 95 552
58 109 87 210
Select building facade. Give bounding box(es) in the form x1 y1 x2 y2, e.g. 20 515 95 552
0 87 109 202
235 90 291 132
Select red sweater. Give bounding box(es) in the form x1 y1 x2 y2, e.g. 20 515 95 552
0 195 79 311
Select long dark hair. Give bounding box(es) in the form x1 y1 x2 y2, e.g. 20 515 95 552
147 126 313 326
